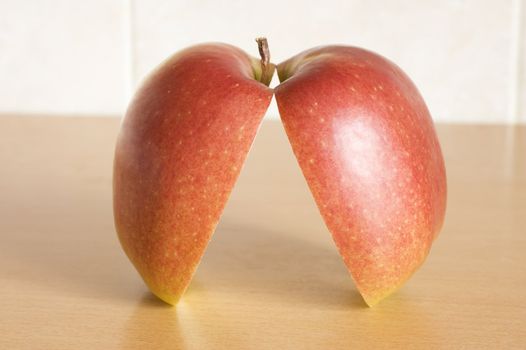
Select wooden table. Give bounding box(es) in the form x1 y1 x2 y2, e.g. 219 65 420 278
0 115 525 349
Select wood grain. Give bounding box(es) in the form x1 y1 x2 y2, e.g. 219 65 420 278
0 115 524 349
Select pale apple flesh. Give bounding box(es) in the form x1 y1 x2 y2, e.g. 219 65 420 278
113 43 273 304
275 46 447 306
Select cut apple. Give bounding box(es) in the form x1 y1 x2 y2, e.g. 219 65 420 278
114 39 447 307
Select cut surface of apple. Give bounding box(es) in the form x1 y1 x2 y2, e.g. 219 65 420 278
113 42 274 304
275 46 447 306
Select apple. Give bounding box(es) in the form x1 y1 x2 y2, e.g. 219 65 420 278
114 39 446 307
275 46 447 306
113 39 274 304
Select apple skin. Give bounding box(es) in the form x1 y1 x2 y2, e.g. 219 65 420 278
275 46 446 306
113 43 273 305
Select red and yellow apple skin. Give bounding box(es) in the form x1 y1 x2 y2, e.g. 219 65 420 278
275 46 446 306
113 43 273 305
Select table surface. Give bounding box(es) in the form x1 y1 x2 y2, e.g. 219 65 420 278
0 115 525 349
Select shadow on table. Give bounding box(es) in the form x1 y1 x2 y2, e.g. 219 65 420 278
0 198 145 303
0 212 363 309
185 220 365 310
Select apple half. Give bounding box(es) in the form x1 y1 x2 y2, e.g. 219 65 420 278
275 46 447 306
113 40 274 304
113 39 446 306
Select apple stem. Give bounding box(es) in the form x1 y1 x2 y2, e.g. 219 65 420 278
255 37 274 86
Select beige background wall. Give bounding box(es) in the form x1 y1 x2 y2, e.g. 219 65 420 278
0 0 525 123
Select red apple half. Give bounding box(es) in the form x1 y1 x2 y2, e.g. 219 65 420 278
275 46 447 306
113 40 274 304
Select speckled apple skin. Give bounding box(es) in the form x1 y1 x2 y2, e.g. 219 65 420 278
113 44 273 305
275 46 447 306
